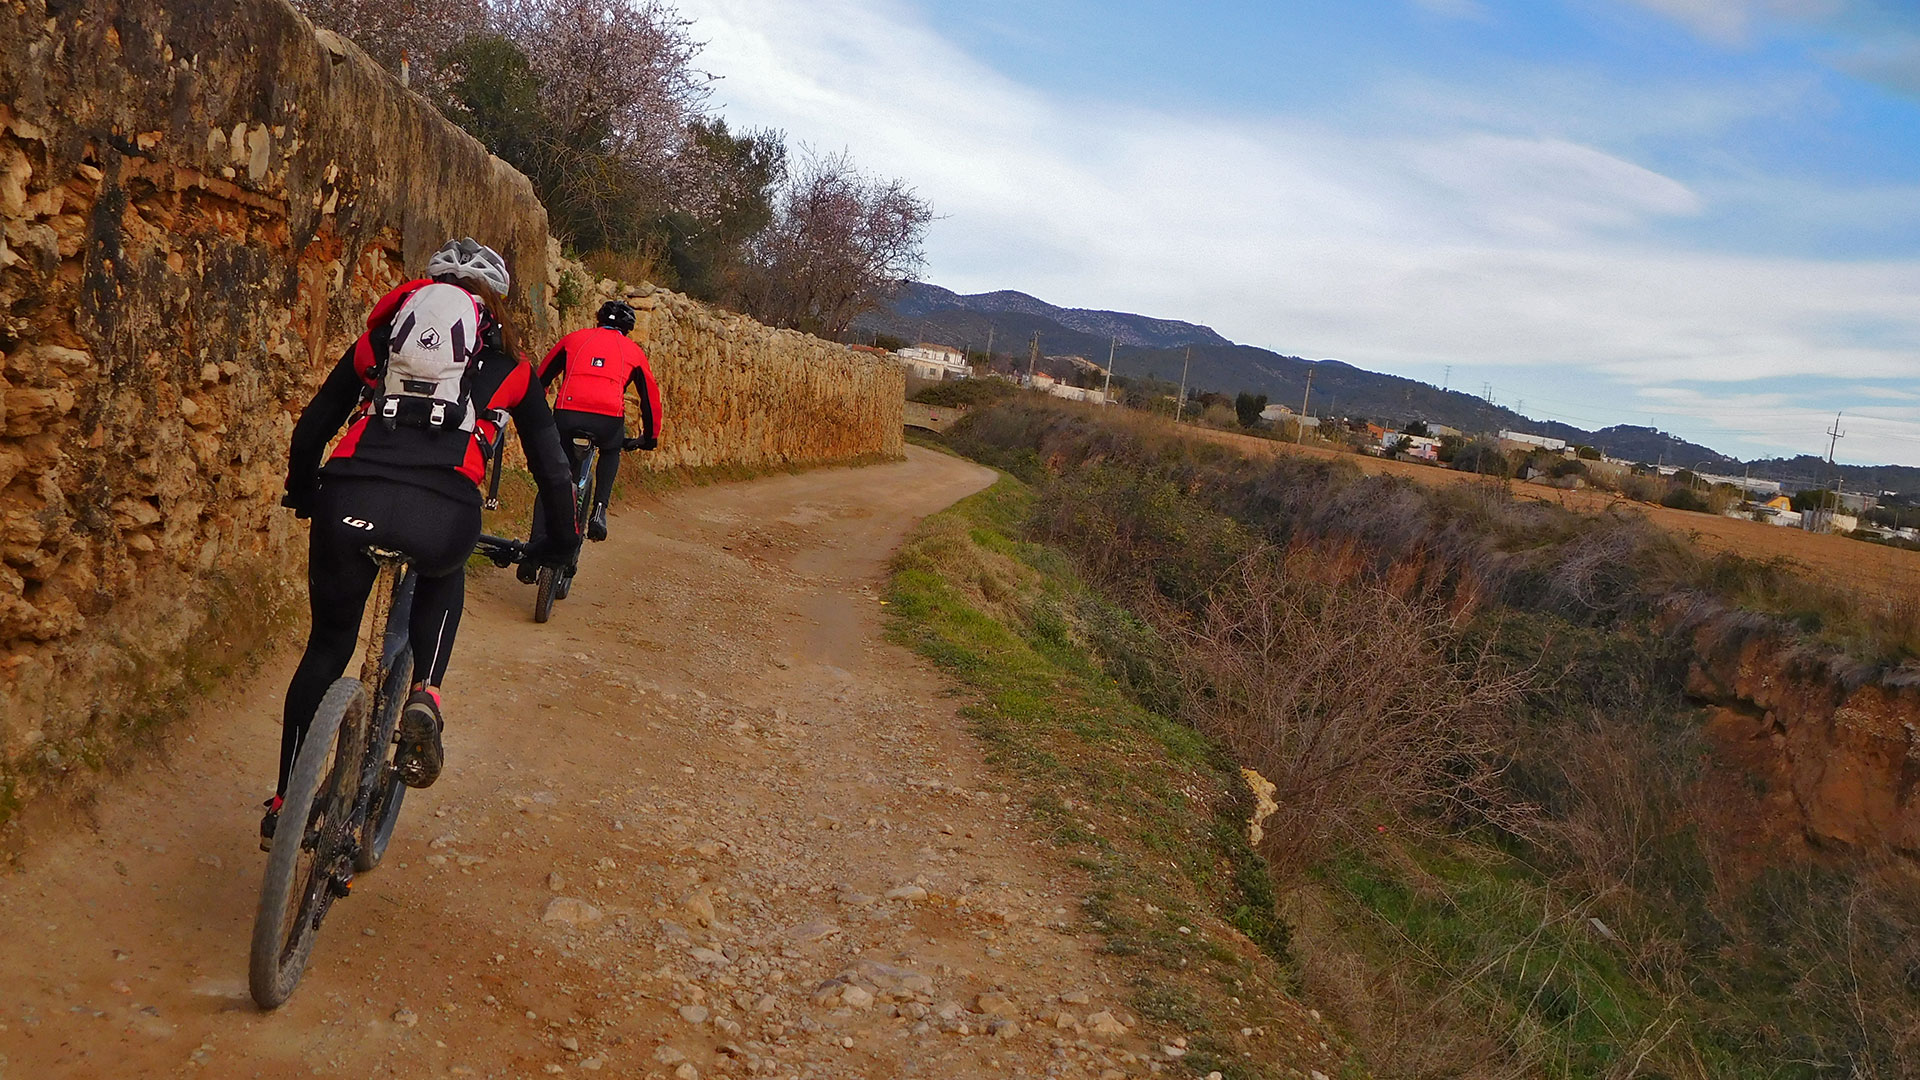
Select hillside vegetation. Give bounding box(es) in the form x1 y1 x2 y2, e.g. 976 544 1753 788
928 399 1920 1079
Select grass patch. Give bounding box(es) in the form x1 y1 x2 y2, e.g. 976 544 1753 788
889 474 1354 1079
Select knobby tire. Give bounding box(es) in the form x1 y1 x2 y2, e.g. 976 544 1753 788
533 566 556 623
249 677 368 1009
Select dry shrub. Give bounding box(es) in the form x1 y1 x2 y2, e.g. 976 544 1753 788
1153 545 1532 881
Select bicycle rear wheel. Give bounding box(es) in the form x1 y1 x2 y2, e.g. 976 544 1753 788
354 645 413 873
250 677 368 1009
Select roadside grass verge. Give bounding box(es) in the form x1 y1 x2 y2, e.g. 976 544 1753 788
888 474 1357 1080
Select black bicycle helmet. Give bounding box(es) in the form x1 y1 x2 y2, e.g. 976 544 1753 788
596 299 637 334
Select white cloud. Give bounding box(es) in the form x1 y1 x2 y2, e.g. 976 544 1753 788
678 0 1920 461
1620 0 1845 45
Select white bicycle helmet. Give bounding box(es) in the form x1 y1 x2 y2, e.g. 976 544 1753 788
425 237 511 297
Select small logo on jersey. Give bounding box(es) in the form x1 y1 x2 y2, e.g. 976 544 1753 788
591 357 606 367
342 516 375 531
418 327 442 350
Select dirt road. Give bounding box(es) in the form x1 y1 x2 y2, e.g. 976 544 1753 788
0 448 1168 1079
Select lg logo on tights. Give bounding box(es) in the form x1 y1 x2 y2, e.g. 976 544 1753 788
342 516 375 531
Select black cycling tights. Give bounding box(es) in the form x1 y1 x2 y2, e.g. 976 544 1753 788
277 477 481 795
530 409 624 545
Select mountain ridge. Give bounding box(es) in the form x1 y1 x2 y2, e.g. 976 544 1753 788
854 282 1920 496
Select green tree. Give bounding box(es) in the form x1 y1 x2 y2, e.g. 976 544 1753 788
666 119 787 302
1235 392 1269 428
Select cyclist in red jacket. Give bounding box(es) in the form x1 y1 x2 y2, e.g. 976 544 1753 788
518 300 661 578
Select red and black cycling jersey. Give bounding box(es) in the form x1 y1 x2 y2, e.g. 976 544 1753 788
285 280 577 544
536 326 660 438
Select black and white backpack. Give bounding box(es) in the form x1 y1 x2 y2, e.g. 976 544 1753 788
375 282 484 433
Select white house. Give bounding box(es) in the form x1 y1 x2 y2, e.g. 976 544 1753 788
896 343 969 380
1696 473 1782 498
1047 383 1109 404
1258 403 1293 424
1384 432 1440 461
1498 429 1567 452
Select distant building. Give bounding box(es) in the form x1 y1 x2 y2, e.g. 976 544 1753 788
1258 403 1292 424
896 343 969 380
1384 432 1440 460
1424 423 1462 438
1498 430 1567 452
1697 472 1782 498
1803 511 1859 535
1046 383 1110 405
1027 372 1057 390
1839 491 1879 514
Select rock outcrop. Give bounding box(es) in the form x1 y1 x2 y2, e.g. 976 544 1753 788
0 0 901 814
1676 606 1920 856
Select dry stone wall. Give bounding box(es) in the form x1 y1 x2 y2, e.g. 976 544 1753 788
0 0 901 814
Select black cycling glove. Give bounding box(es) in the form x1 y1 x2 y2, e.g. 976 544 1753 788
281 486 317 520
623 435 657 452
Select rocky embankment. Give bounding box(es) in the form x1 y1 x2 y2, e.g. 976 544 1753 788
1677 604 1920 856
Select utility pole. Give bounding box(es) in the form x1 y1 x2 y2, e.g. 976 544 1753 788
983 325 995 372
1443 365 1451 392
1174 347 1191 422
1297 368 1314 443
1026 332 1039 386
1821 411 1846 532
1100 336 1115 405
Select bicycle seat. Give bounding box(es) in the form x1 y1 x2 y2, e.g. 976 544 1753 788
363 546 412 567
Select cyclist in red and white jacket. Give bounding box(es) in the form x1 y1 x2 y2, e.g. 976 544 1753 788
271 239 580 849
519 300 660 576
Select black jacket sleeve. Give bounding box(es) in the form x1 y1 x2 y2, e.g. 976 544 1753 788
285 347 366 497
510 372 581 545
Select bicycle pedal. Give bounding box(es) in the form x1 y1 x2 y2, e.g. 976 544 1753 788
328 873 355 898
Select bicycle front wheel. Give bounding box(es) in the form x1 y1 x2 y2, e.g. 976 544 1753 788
533 565 557 623
250 677 368 1009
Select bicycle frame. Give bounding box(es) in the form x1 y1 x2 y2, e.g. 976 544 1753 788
314 550 414 901
349 552 414 839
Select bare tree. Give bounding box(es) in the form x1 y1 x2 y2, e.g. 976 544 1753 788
735 148 932 337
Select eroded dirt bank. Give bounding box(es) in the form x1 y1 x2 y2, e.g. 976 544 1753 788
0 448 1204 1079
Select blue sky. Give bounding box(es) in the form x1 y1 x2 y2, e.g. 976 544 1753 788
676 0 1920 464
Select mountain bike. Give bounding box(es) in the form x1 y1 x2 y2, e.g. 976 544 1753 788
249 547 417 1008
250 533 530 1009
531 435 597 624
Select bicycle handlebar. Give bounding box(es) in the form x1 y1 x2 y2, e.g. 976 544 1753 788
474 534 527 568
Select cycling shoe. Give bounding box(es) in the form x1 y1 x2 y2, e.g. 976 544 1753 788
394 690 445 789
260 794 284 853
587 504 609 542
